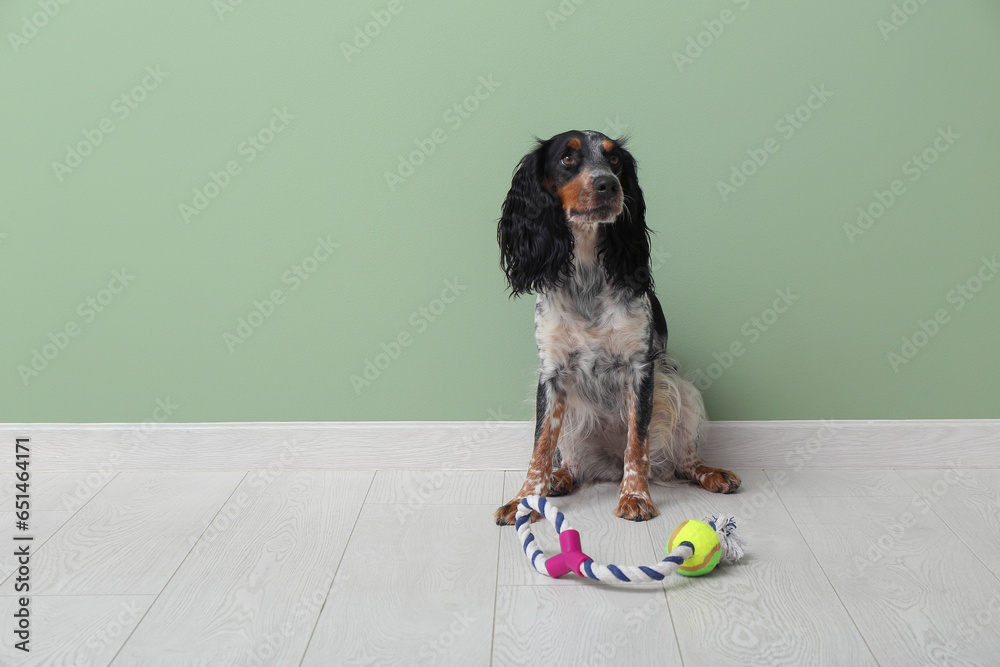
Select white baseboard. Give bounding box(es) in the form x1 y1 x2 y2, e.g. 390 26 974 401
2 420 998 471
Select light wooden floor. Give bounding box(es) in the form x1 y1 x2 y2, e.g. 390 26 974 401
2 467 999 666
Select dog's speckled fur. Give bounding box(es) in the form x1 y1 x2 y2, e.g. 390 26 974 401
495 131 740 525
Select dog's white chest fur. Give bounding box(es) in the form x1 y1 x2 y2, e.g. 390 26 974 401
534 257 651 416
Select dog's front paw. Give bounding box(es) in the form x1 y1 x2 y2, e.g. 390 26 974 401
494 498 542 526
614 493 659 522
697 467 741 494
548 468 577 496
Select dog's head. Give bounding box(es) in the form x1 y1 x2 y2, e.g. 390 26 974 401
542 130 630 224
498 130 649 297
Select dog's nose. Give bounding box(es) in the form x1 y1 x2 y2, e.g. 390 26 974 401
593 175 619 199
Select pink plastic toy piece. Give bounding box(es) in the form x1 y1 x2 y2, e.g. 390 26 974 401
544 529 592 578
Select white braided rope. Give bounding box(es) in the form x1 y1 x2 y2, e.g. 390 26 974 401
514 495 744 583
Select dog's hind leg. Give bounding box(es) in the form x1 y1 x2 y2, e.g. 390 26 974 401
650 367 741 493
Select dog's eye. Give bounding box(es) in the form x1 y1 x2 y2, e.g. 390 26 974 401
561 154 574 166
608 154 620 166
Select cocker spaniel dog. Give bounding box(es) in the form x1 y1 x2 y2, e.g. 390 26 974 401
494 130 740 525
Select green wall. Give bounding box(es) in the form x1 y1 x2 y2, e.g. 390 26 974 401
3 1 998 423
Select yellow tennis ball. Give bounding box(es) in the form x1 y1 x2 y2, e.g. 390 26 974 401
667 519 722 577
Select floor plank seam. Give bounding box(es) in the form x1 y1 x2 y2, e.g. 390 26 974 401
646 520 686 667
106 470 250 666
296 470 377 667
488 474 505 667
894 468 1000 587
0 512 76 589
770 482 883 666
0 471 120 591
14 466 998 665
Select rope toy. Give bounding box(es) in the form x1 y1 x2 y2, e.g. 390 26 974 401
515 495 746 583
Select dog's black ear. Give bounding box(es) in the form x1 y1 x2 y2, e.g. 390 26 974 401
497 142 573 297
599 142 652 297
